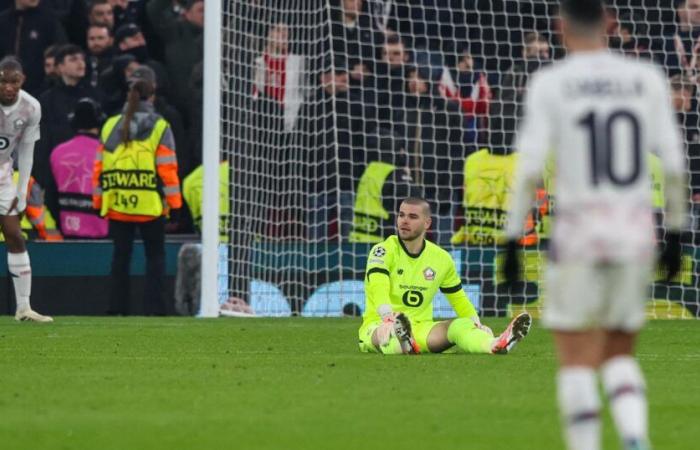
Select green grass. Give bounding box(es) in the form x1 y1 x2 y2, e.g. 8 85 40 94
0 318 697 450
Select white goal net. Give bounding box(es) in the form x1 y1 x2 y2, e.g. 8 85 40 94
215 0 699 319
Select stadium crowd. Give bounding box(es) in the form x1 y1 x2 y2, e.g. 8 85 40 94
1 0 699 245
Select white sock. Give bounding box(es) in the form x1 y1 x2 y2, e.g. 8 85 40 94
8 251 31 312
557 367 601 450
601 356 650 450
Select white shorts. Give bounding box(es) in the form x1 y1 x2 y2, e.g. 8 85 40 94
542 260 653 332
0 160 17 216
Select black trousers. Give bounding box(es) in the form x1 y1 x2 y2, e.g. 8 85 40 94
108 217 166 315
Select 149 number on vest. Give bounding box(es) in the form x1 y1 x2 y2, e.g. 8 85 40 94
115 192 139 208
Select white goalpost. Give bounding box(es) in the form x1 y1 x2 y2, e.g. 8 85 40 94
199 0 222 317
200 0 700 319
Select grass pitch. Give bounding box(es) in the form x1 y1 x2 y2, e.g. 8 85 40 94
0 317 697 450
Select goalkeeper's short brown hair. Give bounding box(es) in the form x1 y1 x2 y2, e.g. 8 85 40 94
401 197 432 217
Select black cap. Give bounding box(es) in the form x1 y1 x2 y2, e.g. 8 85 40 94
69 97 105 131
114 23 141 46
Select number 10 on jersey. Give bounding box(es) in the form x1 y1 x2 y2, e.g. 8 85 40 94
578 109 642 187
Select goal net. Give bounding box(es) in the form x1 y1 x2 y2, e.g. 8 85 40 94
215 0 699 319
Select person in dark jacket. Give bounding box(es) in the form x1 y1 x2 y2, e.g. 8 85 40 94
36 44 104 188
98 53 139 115
113 22 170 99
37 44 61 95
0 0 67 95
146 0 203 120
84 24 115 89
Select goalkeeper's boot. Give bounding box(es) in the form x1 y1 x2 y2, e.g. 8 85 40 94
393 313 420 354
15 308 53 323
491 312 531 354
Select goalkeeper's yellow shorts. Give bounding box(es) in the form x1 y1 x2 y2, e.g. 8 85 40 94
358 320 439 354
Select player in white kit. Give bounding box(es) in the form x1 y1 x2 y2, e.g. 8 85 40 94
502 1 686 450
0 57 53 322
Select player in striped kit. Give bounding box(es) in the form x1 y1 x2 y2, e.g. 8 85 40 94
0 57 53 322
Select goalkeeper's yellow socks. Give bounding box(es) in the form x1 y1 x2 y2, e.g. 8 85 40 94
446 318 493 353
8 251 31 311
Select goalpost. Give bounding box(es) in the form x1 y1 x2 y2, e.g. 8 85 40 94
201 0 700 319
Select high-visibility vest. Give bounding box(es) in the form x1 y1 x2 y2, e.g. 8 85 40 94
451 148 541 246
648 153 664 210
2 173 62 241
183 161 230 242
536 157 555 239
97 115 169 218
349 161 396 244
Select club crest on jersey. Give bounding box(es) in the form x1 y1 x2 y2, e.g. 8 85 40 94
0 136 8 150
13 119 25 130
373 246 386 258
423 267 435 281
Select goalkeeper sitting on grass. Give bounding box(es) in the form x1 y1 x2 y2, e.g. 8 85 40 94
359 197 531 355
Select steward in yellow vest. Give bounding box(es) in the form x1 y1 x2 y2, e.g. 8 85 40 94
451 148 544 246
349 161 413 243
91 66 181 316
182 161 230 242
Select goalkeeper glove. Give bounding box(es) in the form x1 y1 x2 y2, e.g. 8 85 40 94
471 316 493 336
659 231 682 282
501 239 521 286
375 304 398 346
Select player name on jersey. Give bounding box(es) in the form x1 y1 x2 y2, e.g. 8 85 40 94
565 78 644 98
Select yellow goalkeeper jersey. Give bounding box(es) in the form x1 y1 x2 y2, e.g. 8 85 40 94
362 235 477 325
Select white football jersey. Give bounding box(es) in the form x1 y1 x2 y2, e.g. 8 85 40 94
506 50 686 262
0 90 41 164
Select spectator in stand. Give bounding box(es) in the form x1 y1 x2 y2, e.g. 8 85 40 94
60 0 90 48
0 0 67 95
146 0 203 122
151 69 189 209
49 97 109 238
253 22 289 116
499 32 550 136
109 0 141 30
92 66 181 315
99 53 139 114
113 22 170 99
661 0 700 75
88 0 115 30
373 33 413 160
36 45 105 189
670 73 699 142
330 0 382 84
252 22 305 131
39 45 61 94
610 11 651 59
438 47 491 147
85 24 115 89
500 32 550 104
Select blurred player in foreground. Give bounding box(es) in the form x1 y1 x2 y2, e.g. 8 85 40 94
359 197 531 355
503 1 686 449
0 57 53 322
